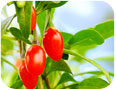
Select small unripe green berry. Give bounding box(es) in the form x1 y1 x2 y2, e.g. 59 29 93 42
16 1 26 8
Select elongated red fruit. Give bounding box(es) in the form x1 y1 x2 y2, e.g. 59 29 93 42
19 61 38 89
43 28 64 61
31 7 36 31
25 45 46 76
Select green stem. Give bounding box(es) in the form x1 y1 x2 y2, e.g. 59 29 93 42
1 57 18 71
2 35 16 40
45 9 54 30
63 49 111 84
42 70 51 89
32 28 40 45
7 1 14 6
38 75 44 89
73 71 114 77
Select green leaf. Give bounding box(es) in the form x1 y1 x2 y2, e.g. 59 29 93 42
94 56 114 61
36 8 55 38
95 20 114 39
74 71 114 77
69 44 96 63
48 59 72 75
50 8 55 19
36 1 67 14
62 82 79 89
1 38 14 53
1 6 8 17
45 1 67 9
61 32 73 44
15 1 33 39
79 77 109 89
9 72 19 87
10 80 23 89
35 1 40 8
9 27 32 44
37 11 46 38
1 14 16 34
57 73 76 86
69 29 104 46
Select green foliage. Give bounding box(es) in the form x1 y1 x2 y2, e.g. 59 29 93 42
61 32 73 44
16 1 26 8
69 29 104 46
15 1 33 39
36 1 67 14
74 71 114 77
94 56 114 61
9 27 32 44
56 73 76 87
95 20 114 39
62 82 79 89
36 8 55 38
9 72 19 87
1 38 14 54
78 77 109 89
44 1 67 9
1 6 8 17
10 80 23 89
36 11 46 38
1 14 16 34
48 60 72 75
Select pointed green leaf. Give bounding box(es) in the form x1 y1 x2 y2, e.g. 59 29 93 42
36 1 67 14
37 11 46 37
74 71 114 77
94 56 114 61
1 14 16 34
62 82 79 89
79 77 109 89
48 60 72 75
9 27 32 44
69 29 104 46
57 73 76 86
46 1 67 9
60 32 73 44
1 38 14 52
10 80 23 89
15 1 33 39
95 20 114 39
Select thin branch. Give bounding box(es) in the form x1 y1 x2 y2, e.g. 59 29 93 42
63 49 111 84
42 71 51 89
38 75 44 89
1 57 18 71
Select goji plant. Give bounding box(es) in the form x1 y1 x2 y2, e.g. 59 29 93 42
1 1 114 89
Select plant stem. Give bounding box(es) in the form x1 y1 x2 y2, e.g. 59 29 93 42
45 9 54 30
32 28 40 45
18 40 25 59
42 70 51 89
2 35 16 40
1 57 18 71
38 75 44 89
63 49 111 84
7 1 14 6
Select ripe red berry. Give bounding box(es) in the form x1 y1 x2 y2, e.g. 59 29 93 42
43 28 64 61
31 7 36 31
19 61 38 89
25 45 46 76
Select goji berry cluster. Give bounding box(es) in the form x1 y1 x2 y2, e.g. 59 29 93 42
19 7 64 89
